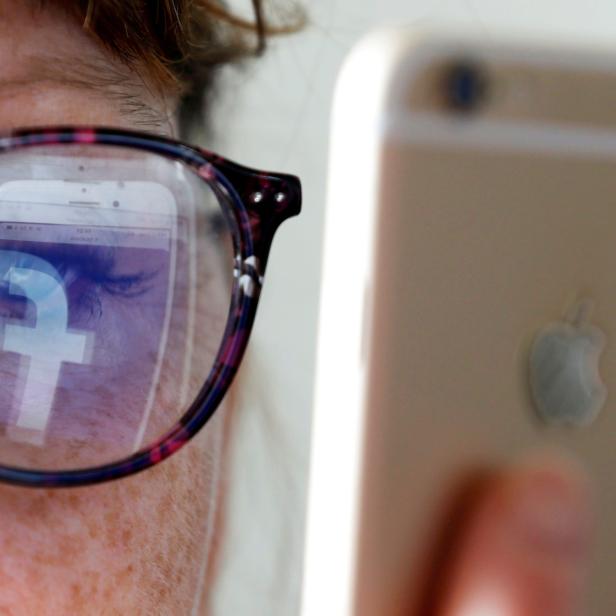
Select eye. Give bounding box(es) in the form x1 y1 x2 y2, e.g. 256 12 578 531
53 249 158 319
0 246 158 321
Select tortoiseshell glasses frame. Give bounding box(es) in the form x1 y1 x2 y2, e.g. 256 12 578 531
0 126 302 488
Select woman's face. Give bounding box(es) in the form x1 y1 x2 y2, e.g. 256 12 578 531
0 3 227 613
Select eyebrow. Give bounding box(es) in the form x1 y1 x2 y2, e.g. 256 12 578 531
0 53 176 135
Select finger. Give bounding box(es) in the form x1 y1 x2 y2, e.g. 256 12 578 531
439 458 593 616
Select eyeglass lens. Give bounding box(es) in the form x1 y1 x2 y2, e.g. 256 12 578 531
0 144 234 471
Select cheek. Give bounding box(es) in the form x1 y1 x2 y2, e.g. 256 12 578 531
0 403 227 615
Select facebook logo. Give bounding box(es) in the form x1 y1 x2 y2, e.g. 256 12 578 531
0 251 90 445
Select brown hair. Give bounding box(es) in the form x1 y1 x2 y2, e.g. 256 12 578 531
45 0 303 135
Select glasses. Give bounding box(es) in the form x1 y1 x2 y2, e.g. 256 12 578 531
0 126 301 488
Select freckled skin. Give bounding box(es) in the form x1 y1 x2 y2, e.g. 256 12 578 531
0 416 227 614
0 3 229 614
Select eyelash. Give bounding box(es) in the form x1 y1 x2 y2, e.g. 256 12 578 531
54 253 156 318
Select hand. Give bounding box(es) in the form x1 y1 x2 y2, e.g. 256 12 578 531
435 458 593 616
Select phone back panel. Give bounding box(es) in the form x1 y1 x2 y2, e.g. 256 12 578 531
303 30 616 616
363 142 616 616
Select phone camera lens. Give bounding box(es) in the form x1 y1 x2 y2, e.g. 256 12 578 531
443 62 489 113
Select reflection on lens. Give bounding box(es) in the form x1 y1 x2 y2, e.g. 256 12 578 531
0 145 234 470
0 250 90 445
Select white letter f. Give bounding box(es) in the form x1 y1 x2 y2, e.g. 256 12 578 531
2 259 89 444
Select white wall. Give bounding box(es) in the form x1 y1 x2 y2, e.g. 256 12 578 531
209 2 616 614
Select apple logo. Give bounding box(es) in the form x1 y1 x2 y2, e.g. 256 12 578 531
529 299 607 426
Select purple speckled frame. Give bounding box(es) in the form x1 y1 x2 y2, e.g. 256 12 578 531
0 126 302 488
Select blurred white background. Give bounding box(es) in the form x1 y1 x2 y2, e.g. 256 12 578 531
208 2 616 614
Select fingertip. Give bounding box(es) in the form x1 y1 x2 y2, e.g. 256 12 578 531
439 455 593 616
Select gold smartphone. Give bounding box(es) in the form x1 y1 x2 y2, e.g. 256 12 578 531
303 28 616 615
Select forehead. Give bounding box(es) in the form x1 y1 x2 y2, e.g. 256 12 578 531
0 2 171 132
0 3 95 77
